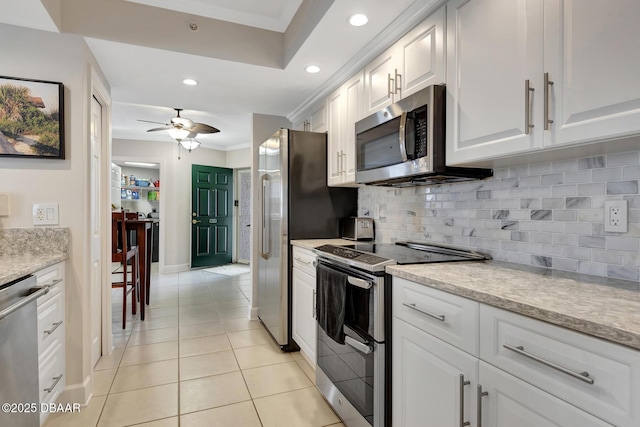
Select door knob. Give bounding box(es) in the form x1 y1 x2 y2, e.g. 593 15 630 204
192 219 201 224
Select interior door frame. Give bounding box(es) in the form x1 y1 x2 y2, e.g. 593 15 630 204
235 168 251 264
92 67 113 359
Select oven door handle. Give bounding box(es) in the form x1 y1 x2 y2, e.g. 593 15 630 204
345 335 373 355
347 276 372 289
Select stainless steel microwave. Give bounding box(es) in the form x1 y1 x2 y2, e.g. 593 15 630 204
355 85 492 186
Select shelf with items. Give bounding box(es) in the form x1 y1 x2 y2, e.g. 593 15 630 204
121 186 160 202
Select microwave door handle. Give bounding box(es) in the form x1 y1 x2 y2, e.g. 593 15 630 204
398 111 408 162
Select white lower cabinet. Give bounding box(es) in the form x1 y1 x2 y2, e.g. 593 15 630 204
292 247 317 363
393 318 477 427
392 277 635 427
34 262 66 426
479 361 612 427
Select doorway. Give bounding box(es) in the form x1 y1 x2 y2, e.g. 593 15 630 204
191 165 234 268
237 169 251 264
90 95 103 368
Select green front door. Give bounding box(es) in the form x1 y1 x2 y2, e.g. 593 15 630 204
191 165 234 268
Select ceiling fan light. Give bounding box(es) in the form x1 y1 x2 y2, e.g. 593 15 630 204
179 138 201 151
168 127 190 141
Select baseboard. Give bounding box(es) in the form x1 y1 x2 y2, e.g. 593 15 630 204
249 306 259 320
162 263 190 274
58 375 92 406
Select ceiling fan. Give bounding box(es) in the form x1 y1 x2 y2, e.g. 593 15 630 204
138 108 220 151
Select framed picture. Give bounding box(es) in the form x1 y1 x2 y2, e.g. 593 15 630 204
0 75 64 159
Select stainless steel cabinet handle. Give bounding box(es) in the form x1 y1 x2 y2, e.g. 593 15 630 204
341 151 346 175
313 290 317 319
525 80 535 134
387 73 394 98
477 385 488 427
544 73 554 130
44 374 63 394
45 278 63 287
347 276 372 289
336 151 341 176
394 68 402 94
44 321 63 335
345 335 373 354
459 374 471 427
402 302 445 322
503 344 595 384
0 286 49 321
294 257 312 266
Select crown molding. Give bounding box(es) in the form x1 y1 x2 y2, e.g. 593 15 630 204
287 0 447 124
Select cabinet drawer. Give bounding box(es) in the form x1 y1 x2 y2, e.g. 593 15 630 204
37 288 64 357
480 305 640 427
292 247 317 277
392 277 479 356
39 341 65 408
35 262 64 306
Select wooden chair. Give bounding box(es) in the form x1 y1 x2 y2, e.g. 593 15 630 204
111 211 140 329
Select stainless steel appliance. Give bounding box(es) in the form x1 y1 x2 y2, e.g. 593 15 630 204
257 129 357 350
0 275 48 427
313 241 489 427
355 85 492 186
340 217 374 241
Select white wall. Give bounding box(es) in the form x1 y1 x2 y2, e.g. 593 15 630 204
226 147 251 169
112 138 228 272
250 114 291 318
0 23 110 404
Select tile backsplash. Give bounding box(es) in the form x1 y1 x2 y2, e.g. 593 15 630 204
358 151 640 281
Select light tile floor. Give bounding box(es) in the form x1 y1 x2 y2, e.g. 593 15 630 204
45 266 344 427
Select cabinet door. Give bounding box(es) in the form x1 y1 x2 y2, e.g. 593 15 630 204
327 87 345 187
393 318 478 427
397 5 446 98
446 0 543 165
309 102 327 133
479 362 613 427
343 72 364 186
543 0 640 147
292 268 317 362
364 46 398 116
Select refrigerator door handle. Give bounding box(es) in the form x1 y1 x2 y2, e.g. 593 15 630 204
261 175 271 259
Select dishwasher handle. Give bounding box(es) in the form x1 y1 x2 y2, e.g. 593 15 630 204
0 286 49 321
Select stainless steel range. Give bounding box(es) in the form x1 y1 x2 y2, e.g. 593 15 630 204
313 241 489 427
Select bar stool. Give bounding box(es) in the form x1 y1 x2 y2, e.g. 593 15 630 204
111 211 140 329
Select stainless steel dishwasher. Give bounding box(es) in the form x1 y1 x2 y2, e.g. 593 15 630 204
0 275 48 427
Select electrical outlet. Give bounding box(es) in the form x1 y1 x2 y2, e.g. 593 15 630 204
604 200 628 233
33 203 59 225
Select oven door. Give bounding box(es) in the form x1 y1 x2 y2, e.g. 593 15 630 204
315 260 385 427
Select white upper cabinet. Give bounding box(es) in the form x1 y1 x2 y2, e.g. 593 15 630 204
309 102 328 133
446 0 543 165
543 0 640 147
364 5 446 117
327 71 364 187
447 0 640 165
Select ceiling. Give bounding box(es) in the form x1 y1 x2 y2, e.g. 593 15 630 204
1 0 431 151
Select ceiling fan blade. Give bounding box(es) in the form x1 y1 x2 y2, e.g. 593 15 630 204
138 119 168 125
146 126 172 132
191 123 220 134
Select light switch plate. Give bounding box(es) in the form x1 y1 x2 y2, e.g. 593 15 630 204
0 193 9 216
33 203 59 225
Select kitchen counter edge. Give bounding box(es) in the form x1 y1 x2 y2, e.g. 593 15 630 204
387 260 640 351
0 253 69 286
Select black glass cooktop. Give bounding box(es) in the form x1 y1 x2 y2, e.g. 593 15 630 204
314 241 489 267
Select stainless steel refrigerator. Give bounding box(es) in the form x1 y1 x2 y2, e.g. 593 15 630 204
257 129 357 350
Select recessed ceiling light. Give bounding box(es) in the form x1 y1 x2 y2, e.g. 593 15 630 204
183 78 198 86
349 14 368 27
305 65 320 74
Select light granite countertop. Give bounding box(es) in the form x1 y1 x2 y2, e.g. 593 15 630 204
387 261 640 351
291 239 355 250
0 253 69 286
